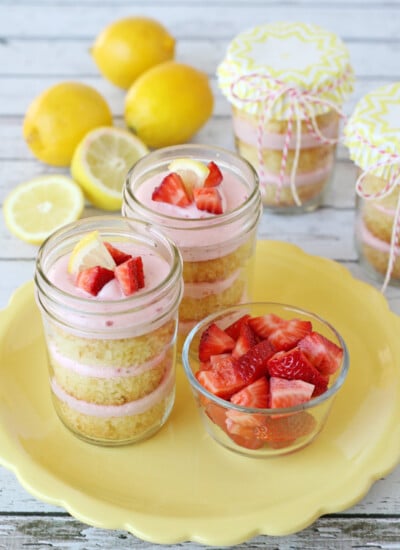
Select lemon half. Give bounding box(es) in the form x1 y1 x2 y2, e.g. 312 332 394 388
71 126 149 211
3 175 84 245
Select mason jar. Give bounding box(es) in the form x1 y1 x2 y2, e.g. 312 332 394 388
122 144 262 343
34 216 183 446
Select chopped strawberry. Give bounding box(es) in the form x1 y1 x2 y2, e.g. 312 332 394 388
269 319 312 351
225 314 251 340
104 242 132 265
230 377 269 408
225 409 266 437
193 187 223 214
76 266 114 296
267 348 328 396
196 356 245 398
269 377 314 409
256 411 317 443
114 256 145 296
152 173 192 207
298 332 343 375
198 323 235 362
228 433 265 450
232 322 259 358
204 400 227 432
204 161 223 187
248 313 285 339
237 339 275 380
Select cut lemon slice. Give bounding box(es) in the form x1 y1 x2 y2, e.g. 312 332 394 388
168 158 209 196
71 126 149 211
3 175 84 245
68 230 116 274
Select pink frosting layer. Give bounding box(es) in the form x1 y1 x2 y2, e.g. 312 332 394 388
360 220 398 253
183 270 240 299
49 342 168 379
260 162 332 188
233 115 339 149
371 202 396 217
49 243 170 301
51 363 174 418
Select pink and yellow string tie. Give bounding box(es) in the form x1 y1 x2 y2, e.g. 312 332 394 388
355 151 400 293
230 73 347 205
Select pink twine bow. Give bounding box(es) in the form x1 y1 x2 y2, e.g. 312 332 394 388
230 72 348 205
355 150 400 293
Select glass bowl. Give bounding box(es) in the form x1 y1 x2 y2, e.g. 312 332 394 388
182 302 349 458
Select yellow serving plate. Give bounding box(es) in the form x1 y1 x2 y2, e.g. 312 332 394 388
1 240 400 545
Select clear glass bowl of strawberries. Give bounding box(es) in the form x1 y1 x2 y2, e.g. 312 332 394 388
182 302 349 457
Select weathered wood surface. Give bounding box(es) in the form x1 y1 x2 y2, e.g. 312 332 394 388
2 0 400 547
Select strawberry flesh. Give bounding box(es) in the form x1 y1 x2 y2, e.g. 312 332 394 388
298 331 343 375
193 187 223 214
232 322 259 358
204 161 223 187
269 377 315 409
104 242 132 265
225 314 251 340
114 256 145 296
152 173 192 207
76 266 115 296
196 355 246 398
230 376 269 408
248 313 285 339
269 319 312 351
237 339 275 381
198 323 235 362
267 348 328 396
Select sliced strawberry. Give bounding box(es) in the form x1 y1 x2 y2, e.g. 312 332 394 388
237 338 275 381
198 323 235 362
152 173 192 207
193 187 223 214
232 322 259 358
298 332 343 375
248 313 285 339
204 161 223 187
76 266 114 296
269 377 314 409
269 319 312 351
225 314 251 340
256 411 317 443
104 242 132 265
196 356 244 398
230 376 269 408
267 348 328 396
114 256 145 296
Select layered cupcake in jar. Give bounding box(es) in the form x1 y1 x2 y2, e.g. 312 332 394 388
217 22 354 212
34 216 182 446
344 82 400 290
122 144 262 341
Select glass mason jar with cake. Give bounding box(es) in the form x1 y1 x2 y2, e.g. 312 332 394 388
34 216 183 446
122 144 262 342
217 22 354 213
344 82 400 291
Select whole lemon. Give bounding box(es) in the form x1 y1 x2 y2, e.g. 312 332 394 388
23 82 113 166
124 61 214 148
91 17 175 89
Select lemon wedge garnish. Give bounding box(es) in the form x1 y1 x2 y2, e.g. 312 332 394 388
3 175 84 245
68 230 116 274
168 159 209 196
71 126 149 211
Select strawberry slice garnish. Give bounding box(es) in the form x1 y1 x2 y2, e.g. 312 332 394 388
248 314 285 339
152 173 192 207
76 266 115 296
114 256 145 296
269 377 314 409
225 314 251 340
232 322 259 358
268 319 312 351
193 187 223 214
104 242 132 266
298 332 343 375
267 348 328 396
204 161 223 187
198 323 235 362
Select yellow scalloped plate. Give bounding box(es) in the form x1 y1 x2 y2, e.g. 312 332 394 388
1 241 400 545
